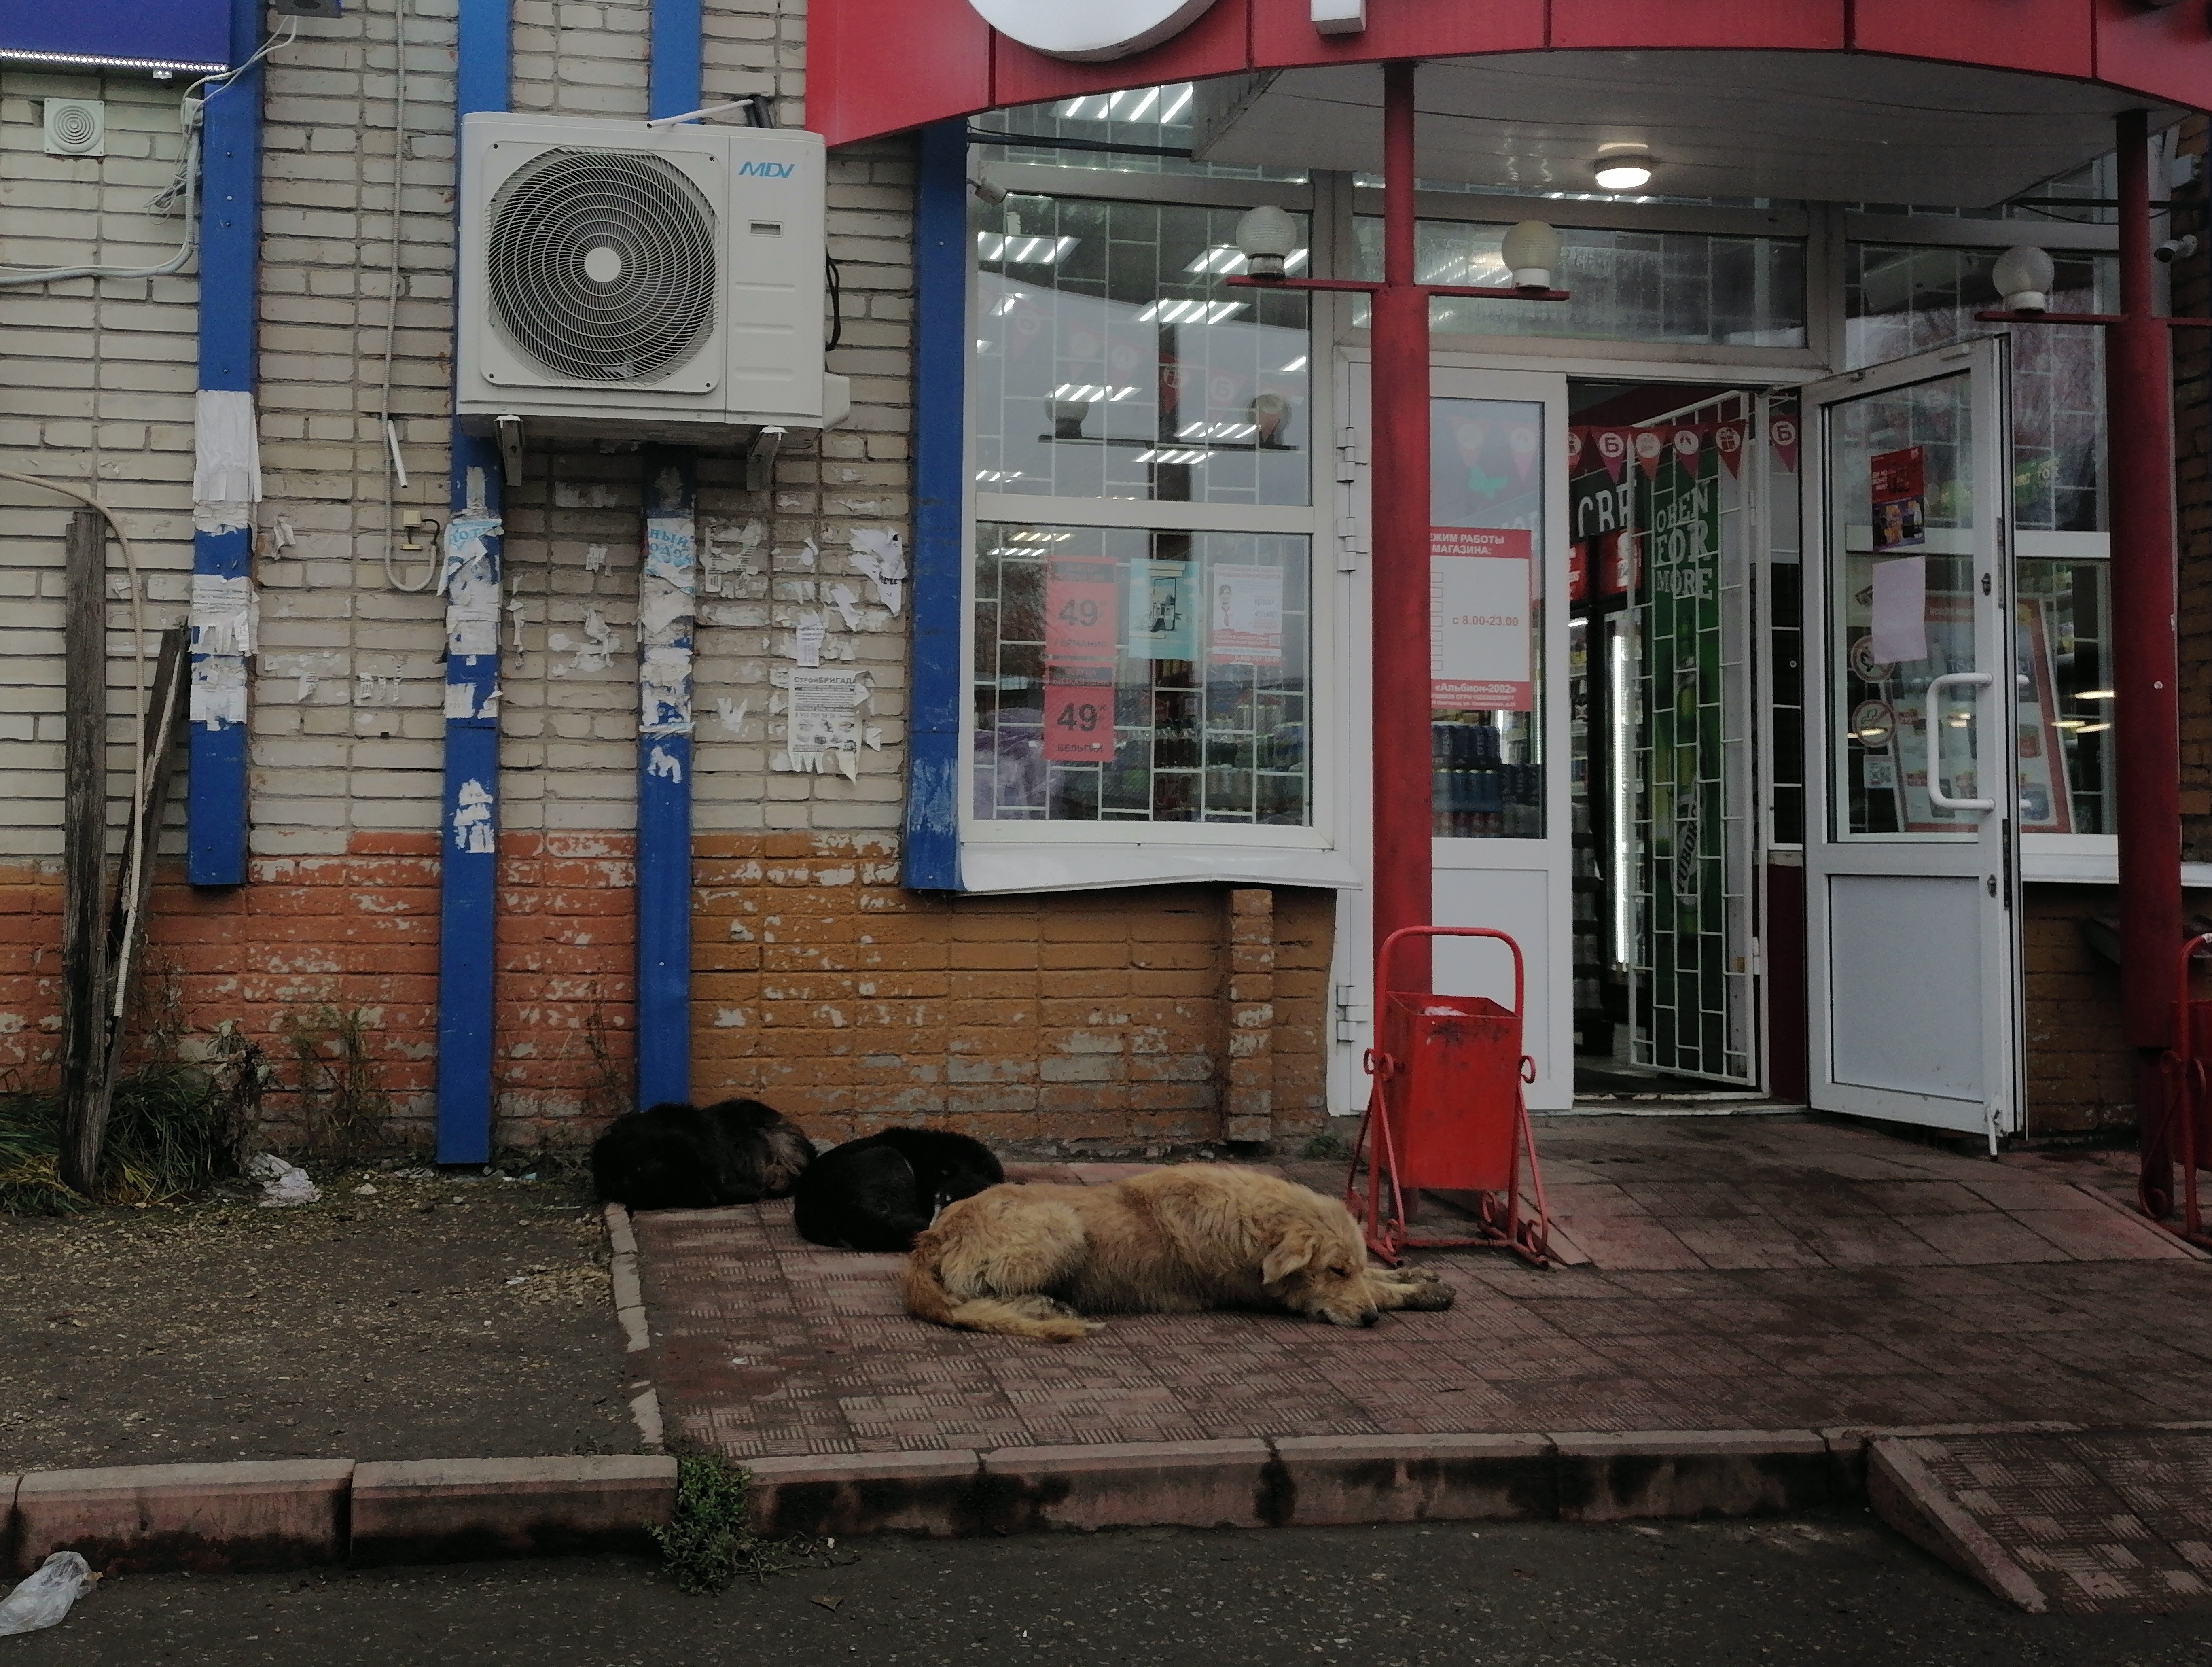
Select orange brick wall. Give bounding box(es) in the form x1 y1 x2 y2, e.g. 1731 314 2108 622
0 837 1335 1156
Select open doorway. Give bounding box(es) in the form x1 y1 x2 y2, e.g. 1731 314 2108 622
1568 380 1766 1101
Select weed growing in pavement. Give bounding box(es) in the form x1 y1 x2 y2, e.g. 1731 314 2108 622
652 1454 806 1594
1301 1130 1347 1160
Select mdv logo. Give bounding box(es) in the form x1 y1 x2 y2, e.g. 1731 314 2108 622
964 0 1220 61
737 160 797 178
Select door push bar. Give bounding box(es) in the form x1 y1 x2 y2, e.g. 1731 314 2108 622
1924 670 1995 814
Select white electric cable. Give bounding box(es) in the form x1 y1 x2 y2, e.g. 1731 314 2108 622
377 0 435 593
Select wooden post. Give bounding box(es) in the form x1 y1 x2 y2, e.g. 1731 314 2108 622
59 507 112 1196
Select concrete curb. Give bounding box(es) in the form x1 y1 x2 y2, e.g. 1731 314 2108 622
11 1422 2177 1579
602 1203 666 1455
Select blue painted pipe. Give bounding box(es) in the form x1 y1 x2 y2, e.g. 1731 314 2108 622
634 0 703 1108
185 0 264 887
635 449 697 1109
436 0 512 1165
902 119 969 890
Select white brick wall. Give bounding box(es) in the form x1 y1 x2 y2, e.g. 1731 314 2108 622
0 1 916 859
0 71 201 856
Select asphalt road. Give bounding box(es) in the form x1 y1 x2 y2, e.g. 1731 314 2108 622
13 1512 2212 1666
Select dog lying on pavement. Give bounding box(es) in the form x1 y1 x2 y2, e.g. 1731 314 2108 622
903 1164 1453 1341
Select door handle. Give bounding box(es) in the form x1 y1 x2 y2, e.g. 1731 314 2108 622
1924 670 1995 813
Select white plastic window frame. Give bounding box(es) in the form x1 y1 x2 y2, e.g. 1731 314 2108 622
956 165 1356 895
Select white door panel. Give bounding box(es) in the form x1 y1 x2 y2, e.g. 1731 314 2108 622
1433 862 1571 1109
1803 338 2021 1140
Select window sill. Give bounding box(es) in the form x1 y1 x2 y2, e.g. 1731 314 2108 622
959 838 1360 895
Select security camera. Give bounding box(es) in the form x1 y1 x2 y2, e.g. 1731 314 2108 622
969 167 1009 208
2155 234 2199 264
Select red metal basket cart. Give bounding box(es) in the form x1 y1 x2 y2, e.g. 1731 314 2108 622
1343 925 1552 1268
2151 931 2212 1249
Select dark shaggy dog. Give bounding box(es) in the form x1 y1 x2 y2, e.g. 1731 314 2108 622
590 1098 814 1211
792 1128 1006 1252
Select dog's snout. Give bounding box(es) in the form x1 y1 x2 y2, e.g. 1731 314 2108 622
1358 1309 1380 1327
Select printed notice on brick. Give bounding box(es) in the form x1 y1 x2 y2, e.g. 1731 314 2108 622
1431 527 1533 710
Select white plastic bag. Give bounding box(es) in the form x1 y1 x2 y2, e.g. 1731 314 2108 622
0 1553 96 1637
248 1152 320 1207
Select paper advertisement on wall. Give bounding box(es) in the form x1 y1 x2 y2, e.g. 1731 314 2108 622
1429 527 1533 710
1207 564 1284 666
1127 560 1197 661
1870 445 1928 553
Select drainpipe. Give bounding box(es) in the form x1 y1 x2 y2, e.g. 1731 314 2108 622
2109 110 2185 1187
186 0 264 887
1369 61 1434 994
901 120 967 890
635 0 704 1109
436 0 512 1164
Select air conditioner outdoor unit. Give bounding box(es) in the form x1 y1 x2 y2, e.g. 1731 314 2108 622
457 112 849 447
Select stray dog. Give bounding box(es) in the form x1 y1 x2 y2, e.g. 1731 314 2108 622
793 1128 1005 1252
590 1098 814 1211
904 1164 1452 1341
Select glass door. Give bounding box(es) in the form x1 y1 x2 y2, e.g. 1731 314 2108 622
1802 339 2021 1139
1334 361 1574 1110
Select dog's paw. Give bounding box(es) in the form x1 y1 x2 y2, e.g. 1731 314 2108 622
1377 1264 1445 1285
1392 1281 1455 1311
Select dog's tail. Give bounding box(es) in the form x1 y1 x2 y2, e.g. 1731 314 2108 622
902 1257 1097 1343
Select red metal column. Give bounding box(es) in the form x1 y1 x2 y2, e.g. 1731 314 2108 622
2109 110 2184 1184
1370 59 1434 995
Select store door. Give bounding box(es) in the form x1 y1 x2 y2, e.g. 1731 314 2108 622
1335 362 1575 1111
1802 339 2022 1140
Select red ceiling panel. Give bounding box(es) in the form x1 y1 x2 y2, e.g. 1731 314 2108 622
811 0 993 146
1251 0 1544 72
1853 0 2092 80
1548 0 1846 51
2094 0 2212 112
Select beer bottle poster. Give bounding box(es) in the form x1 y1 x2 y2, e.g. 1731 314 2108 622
1643 435 1724 1070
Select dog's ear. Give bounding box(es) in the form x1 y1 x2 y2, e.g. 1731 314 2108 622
1261 1230 1315 1287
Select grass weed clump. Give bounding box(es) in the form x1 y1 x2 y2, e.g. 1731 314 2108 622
0 1065 246 1215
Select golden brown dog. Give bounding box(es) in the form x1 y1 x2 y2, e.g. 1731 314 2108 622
903 1164 1453 1342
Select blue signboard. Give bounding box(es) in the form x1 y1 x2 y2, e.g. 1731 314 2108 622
0 0 233 72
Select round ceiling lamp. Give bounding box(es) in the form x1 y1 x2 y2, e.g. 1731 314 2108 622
1592 147 1655 193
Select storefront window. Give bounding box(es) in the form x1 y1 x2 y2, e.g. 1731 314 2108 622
1354 219 1807 347
1845 243 2117 834
971 523 1312 825
1432 397 1545 838
973 196 1313 505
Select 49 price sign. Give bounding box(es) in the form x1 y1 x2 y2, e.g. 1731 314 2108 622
1045 560 1119 669
1042 680 1117 761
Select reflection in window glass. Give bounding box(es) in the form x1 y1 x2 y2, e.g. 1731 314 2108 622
2015 559 2115 835
1432 398 1545 839
971 524 1311 825
1844 243 2114 531
973 84 1307 183
1354 219 1807 347
974 197 1313 505
1827 373 1981 839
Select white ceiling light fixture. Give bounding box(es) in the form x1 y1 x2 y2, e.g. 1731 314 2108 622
1231 204 1301 280
1499 220 1563 292
1993 245 2056 315
1592 146 1655 193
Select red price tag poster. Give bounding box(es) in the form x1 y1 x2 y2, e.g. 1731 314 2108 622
1041 680 1117 761
1044 561 1118 668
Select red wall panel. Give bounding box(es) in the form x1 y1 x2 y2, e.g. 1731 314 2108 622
1548 0 1845 52
811 0 994 147
1854 0 2092 80
1251 0 1543 72
989 0 1252 114
2094 0 2212 113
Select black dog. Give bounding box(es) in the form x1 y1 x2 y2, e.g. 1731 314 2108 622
792 1128 1005 1252
590 1098 815 1211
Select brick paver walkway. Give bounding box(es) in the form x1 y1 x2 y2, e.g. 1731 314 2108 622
629 1117 2212 1460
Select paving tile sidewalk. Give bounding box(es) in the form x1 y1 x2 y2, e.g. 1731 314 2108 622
629 1117 2212 1461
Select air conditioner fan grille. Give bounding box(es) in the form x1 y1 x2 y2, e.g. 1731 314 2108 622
487 148 717 384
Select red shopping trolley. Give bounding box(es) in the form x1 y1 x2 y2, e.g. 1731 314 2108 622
1343 925 1552 1268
